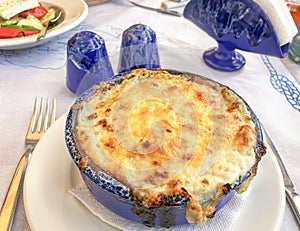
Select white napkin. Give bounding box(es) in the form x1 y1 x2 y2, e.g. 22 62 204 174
254 0 297 45
69 183 250 231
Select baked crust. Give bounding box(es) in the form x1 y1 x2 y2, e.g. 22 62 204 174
72 68 265 226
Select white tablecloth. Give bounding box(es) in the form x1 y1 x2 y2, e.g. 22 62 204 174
0 0 299 230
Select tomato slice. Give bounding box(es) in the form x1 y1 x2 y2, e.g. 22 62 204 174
23 30 39 36
16 5 48 20
0 27 20 38
17 30 40 37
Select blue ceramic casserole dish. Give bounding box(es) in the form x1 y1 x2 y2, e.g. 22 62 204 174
65 69 266 228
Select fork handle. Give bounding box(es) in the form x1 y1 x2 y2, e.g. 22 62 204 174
0 148 32 231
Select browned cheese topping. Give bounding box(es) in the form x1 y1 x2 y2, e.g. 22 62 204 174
73 69 263 225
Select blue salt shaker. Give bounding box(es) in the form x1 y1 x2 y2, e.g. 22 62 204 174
118 24 160 73
66 31 114 96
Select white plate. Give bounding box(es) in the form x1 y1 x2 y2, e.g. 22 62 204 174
23 114 286 231
0 0 88 50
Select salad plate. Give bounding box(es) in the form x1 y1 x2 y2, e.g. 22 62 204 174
0 0 88 50
23 113 285 231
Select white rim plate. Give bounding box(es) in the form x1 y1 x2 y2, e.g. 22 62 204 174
0 0 88 50
23 114 285 231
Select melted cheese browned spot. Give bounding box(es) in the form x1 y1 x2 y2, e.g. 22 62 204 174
73 69 264 226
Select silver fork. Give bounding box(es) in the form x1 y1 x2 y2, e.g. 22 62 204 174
261 125 300 227
0 97 56 231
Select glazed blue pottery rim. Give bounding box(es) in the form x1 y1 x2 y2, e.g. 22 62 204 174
64 69 265 227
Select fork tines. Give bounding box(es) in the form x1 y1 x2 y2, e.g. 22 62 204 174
29 97 56 135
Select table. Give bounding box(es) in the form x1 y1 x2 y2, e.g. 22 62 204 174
0 0 299 230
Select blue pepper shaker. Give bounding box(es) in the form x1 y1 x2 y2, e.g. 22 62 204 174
66 31 114 96
118 24 160 73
